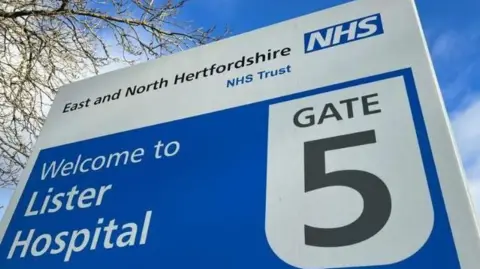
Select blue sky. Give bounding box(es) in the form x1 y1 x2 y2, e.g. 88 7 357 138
1 0 480 223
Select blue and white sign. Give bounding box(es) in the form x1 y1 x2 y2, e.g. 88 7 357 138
1 0 479 268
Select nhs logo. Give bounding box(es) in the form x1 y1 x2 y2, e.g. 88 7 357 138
304 14 384 53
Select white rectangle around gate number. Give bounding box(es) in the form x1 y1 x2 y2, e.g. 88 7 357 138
265 76 434 268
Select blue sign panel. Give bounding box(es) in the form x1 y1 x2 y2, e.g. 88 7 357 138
0 69 461 268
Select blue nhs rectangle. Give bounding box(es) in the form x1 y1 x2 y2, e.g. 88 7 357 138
304 14 384 53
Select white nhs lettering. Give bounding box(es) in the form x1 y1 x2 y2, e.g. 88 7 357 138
304 14 384 53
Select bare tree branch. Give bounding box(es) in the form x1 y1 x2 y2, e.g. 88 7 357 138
0 0 229 188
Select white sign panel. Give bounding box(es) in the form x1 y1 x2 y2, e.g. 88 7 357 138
1 0 479 268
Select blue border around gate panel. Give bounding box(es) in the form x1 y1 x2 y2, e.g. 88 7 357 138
263 68 461 267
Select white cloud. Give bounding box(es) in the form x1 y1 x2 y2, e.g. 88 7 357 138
431 27 478 63
430 26 480 112
451 96 480 171
450 96 480 227
441 63 477 107
431 24 480 227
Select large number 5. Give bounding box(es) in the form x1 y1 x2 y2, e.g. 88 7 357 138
304 130 392 247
